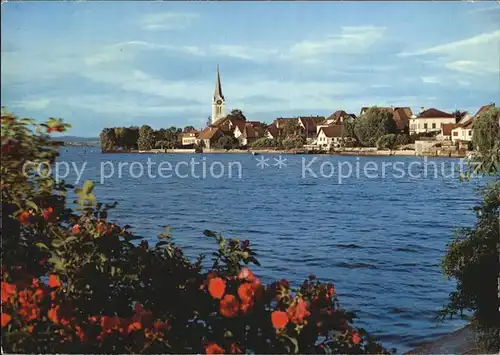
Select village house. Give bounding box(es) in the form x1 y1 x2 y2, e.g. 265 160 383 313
325 110 356 125
235 123 265 146
360 106 412 133
298 116 326 139
196 127 223 149
181 130 199 146
316 125 345 150
450 103 495 143
437 123 459 141
409 107 455 134
265 123 279 140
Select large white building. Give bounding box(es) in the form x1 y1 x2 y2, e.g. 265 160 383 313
211 65 226 124
409 108 455 134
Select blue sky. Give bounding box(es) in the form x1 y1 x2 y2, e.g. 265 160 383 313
2 1 499 137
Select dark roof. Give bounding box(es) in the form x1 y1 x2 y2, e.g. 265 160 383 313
298 116 326 133
326 110 356 124
418 108 454 118
360 106 413 118
318 125 344 138
441 123 460 136
266 123 279 138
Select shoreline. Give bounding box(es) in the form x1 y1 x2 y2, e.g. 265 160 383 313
97 148 467 158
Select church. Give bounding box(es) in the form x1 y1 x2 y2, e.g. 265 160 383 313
211 65 226 124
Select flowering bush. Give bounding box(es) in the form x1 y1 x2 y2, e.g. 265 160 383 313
1 109 390 354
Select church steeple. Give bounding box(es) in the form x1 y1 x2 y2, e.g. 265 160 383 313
211 64 226 124
214 64 224 101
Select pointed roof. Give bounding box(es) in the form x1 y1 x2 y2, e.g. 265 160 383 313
213 65 224 101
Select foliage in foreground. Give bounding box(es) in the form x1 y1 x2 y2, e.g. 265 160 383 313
442 106 500 352
1 110 390 353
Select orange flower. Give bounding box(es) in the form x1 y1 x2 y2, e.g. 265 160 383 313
19 303 39 322
352 332 361 345
47 125 65 134
208 277 226 299
19 211 31 225
1 281 16 303
271 311 289 330
128 321 142 334
101 315 121 332
219 294 239 318
43 207 56 222
237 267 255 282
48 274 61 288
48 305 60 324
287 298 310 324
237 282 254 304
153 320 170 332
205 342 225 354
1 313 11 328
72 224 81 234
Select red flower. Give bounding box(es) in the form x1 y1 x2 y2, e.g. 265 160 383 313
287 298 310 325
128 321 142 334
205 342 225 354
47 125 65 133
48 305 60 324
72 224 81 234
219 294 239 318
237 282 254 304
2 281 16 303
352 332 361 345
238 267 255 282
43 207 56 222
48 274 61 288
1 313 11 328
230 343 243 354
208 277 226 299
327 283 335 297
19 211 31 225
271 311 289 330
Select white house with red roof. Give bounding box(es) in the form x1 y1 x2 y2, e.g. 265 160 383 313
409 107 455 134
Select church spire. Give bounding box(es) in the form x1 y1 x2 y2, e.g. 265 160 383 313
214 64 224 100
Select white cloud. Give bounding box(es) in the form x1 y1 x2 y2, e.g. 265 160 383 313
399 30 500 75
138 12 199 31
290 26 386 57
12 98 51 110
421 76 440 84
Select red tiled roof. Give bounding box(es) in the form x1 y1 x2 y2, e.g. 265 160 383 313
441 123 460 136
393 108 411 130
298 116 326 133
474 103 495 117
418 108 454 118
318 125 344 138
198 127 220 140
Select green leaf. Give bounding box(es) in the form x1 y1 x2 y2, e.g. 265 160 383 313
26 200 39 211
64 236 77 243
35 242 49 250
52 240 64 248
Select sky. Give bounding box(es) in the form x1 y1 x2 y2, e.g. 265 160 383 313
2 1 500 137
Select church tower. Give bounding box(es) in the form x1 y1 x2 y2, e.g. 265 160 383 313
211 65 226 124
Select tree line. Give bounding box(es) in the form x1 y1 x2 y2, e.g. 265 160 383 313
99 125 196 152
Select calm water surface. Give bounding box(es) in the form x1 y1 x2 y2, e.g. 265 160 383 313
59 148 485 352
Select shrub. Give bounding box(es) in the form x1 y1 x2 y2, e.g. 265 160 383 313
354 107 397 147
394 134 410 147
376 134 397 150
282 136 305 150
1 110 391 353
215 135 239 150
251 137 278 148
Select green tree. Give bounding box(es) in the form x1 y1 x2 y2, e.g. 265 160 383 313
122 127 139 150
137 125 156 151
442 106 500 351
184 126 196 132
206 116 212 128
216 135 239 150
99 128 117 153
281 119 302 139
376 134 397 150
452 110 469 124
227 109 246 121
354 107 397 147
114 127 125 148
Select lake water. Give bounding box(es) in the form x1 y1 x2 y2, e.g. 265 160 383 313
57 148 485 352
